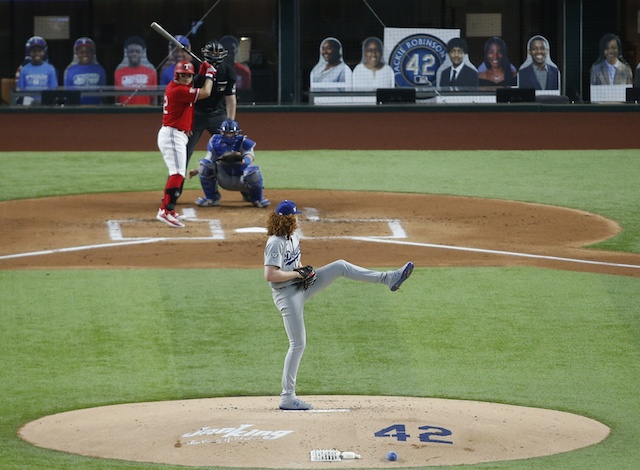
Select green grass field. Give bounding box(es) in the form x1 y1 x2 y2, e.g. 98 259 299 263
1 150 639 469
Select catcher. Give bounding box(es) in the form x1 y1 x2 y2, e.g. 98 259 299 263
263 199 414 411
188 119 270 208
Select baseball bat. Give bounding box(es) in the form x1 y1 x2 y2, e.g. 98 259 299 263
150 22 203 64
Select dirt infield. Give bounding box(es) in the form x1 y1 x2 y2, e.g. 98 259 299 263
1 189 639 277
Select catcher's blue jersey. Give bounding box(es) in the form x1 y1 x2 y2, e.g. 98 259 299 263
206 134 255 176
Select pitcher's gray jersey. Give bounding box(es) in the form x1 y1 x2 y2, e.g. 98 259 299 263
264 233 301 289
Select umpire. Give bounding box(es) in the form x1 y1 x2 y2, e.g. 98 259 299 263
186 40 238 165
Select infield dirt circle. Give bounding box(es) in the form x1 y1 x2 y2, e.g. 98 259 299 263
5 186 639 467
19 395 610 468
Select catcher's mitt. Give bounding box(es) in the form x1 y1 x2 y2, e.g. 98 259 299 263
294 265 317 290
217 151 243 165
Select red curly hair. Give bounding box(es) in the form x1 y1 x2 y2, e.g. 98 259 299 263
267 212 298 238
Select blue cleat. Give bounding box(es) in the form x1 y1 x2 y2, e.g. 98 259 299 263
253 198 271 208
390 262 414 291
279 395 314 410
195 197 220 207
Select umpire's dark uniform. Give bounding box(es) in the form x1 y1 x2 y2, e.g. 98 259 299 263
187 61 238 164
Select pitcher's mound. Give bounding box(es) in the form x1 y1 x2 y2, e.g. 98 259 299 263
18 395 609 468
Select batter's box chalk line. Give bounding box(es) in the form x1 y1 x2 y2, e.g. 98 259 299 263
107 218 225 241
301 207 407 239
107 207 407 241
108 207 225 241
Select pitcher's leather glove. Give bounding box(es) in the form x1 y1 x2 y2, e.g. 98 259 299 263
294 265 317 290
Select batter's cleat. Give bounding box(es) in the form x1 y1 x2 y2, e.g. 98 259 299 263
279 396 314 411
171 210 186 221
195 197 220 207
390 262 414 291
252 198 271 208
156 208 185 228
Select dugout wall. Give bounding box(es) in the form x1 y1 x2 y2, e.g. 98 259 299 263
1 105 639 151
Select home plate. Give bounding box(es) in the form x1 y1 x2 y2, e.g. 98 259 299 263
235 227 267 233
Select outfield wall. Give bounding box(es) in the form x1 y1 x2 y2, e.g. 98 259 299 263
1 106 639 151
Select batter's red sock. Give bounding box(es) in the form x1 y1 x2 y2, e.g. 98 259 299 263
163 174 185 211
160 193 171 210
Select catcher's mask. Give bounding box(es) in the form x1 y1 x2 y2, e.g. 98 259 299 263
220 119 241 144
202 40 228 65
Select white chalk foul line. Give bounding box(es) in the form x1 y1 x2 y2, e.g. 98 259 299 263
351 237 640 270
0 238 163 260
5 235 636 270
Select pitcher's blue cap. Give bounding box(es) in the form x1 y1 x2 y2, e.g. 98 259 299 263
276 200 301 215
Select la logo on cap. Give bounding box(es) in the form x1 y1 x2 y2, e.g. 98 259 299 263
276 200 302 215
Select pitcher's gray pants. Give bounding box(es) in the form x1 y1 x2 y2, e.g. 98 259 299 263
271 260 392 397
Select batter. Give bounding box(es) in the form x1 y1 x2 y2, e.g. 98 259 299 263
156 59 215 228
264 200 414 410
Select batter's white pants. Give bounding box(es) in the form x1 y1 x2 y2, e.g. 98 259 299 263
157 126 188 176
271 260 392 397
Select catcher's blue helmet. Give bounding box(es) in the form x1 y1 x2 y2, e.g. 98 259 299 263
220 119 241 134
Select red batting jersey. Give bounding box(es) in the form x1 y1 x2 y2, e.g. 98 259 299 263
161 80 200 132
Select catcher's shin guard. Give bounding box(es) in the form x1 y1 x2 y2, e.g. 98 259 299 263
199 173 221 202
243 166 265 203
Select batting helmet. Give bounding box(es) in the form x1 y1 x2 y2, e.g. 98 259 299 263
174 60 195 79
202 40 228 65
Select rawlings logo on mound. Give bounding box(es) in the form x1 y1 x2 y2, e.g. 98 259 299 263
182 423 293 444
